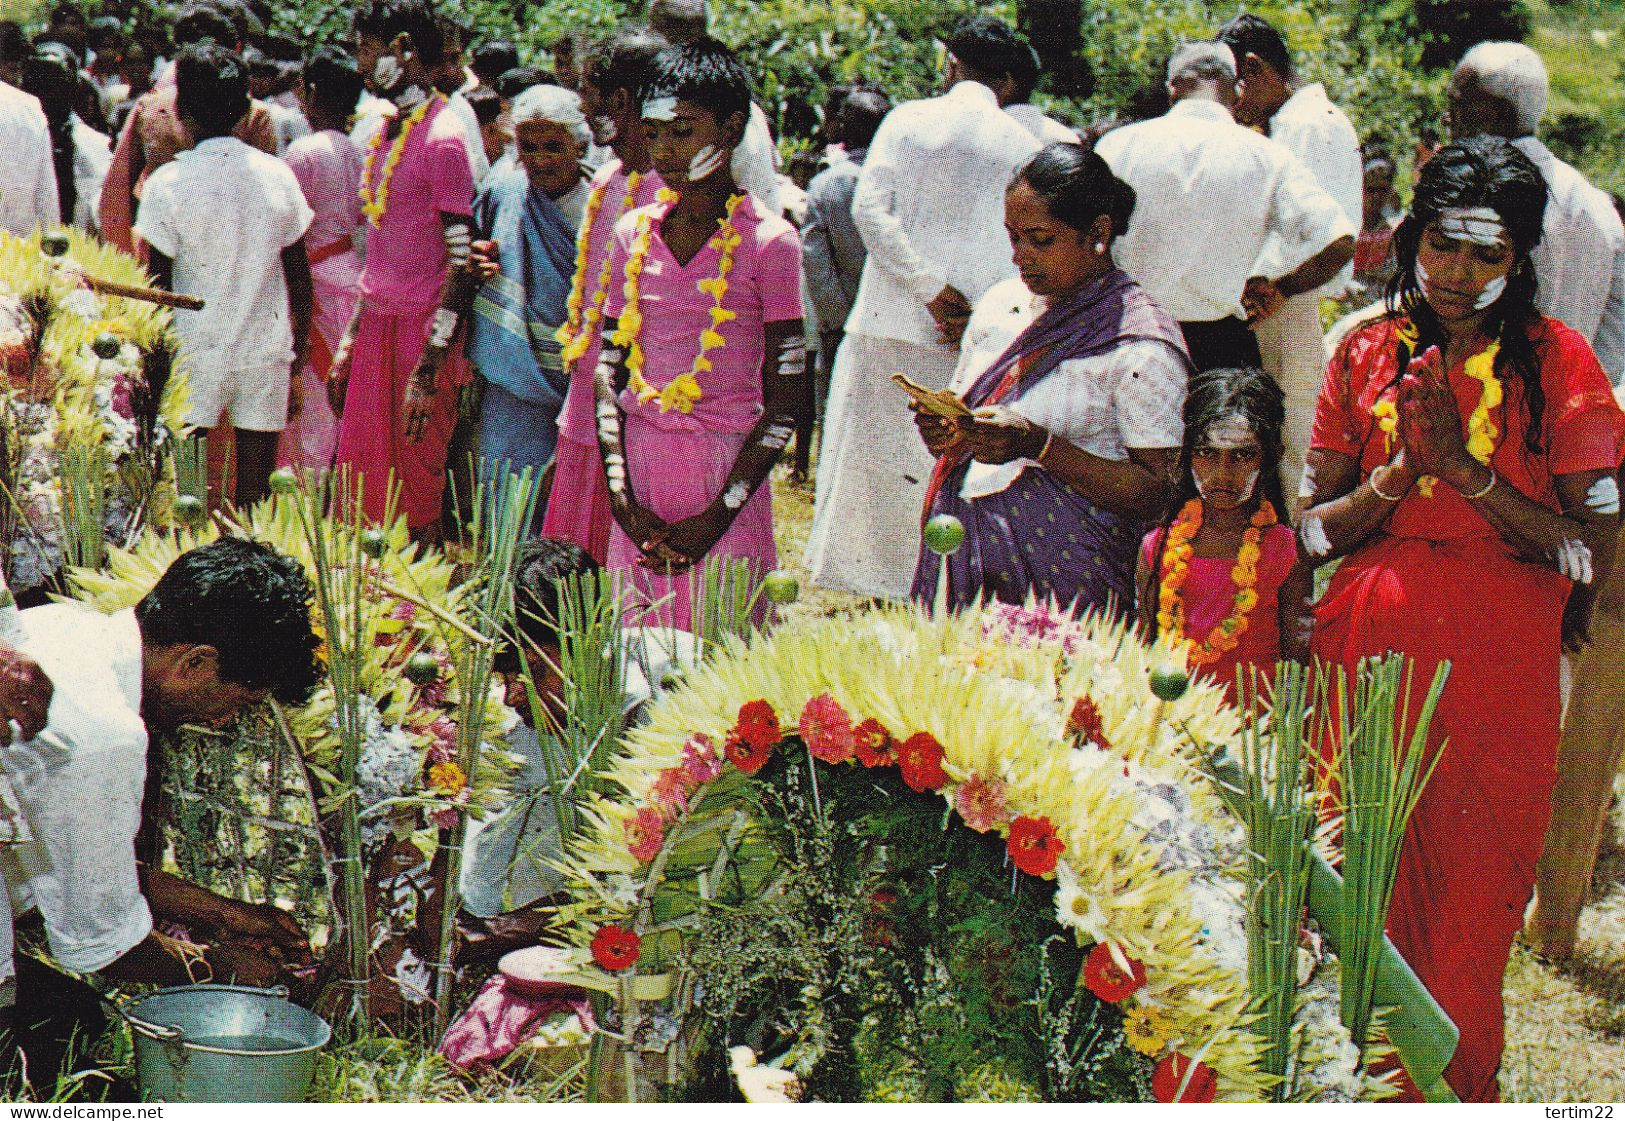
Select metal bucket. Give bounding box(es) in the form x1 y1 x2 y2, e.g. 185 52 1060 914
123 984 331 1103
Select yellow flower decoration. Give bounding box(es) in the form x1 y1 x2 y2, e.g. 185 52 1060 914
359 94 442 227
1156 499 1276 667
611 192 747 415
558 171 646 368
429 760 468 796
1122 1001 1175 1056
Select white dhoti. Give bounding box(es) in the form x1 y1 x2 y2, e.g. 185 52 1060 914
806 333 958 600
1255 292 1327 495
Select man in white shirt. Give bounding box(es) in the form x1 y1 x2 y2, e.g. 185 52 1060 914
1218 14 1363 488
1450 44 1625 962
805 15 1040 600
1095 42 1354 375
1003 36 1079 146
0 539 321 1093
0 72 61 237
1449 41 1625 382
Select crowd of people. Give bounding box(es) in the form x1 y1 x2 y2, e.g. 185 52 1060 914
0 0 1616 1103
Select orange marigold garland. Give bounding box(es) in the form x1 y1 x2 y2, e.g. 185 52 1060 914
1156 499 1277 668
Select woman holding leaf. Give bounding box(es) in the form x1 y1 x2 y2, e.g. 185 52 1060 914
1300 137 1625 1101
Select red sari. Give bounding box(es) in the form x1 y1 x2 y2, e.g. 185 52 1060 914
1310 314 1625 1101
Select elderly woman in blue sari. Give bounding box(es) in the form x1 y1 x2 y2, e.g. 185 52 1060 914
912 145 1190 612
469 84 593 511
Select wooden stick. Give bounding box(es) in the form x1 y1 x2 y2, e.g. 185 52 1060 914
81 275 205 311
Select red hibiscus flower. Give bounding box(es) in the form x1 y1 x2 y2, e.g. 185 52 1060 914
590 924 642 972
1007 814 1064 876
853 719 897 767
625 806 665 862
897 732 947 792
1067 696 1111 750
1082 940 1147 1002
725 728 774 774
734 699 780 747
799 693 855 764
1151 1052 1217 1103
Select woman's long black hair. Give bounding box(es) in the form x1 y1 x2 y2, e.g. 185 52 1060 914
1139 366 1288 638
1382 135 1550 456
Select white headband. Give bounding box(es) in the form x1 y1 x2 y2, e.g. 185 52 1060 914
1436 206 1507 246
641 95 678 121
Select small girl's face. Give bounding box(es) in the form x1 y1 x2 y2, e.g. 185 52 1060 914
642 97 741 188
1191 414 1263 512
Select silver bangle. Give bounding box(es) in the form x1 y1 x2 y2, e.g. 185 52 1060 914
1462 466 1497 500
1369 464 1404 502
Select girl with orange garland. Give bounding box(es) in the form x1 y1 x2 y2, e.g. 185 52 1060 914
1137 366 1311 703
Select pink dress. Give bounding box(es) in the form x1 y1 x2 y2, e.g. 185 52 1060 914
278 129 364 472
333 97 474 529
541 160 667 562
1140 521 1296 704
600 193 802 631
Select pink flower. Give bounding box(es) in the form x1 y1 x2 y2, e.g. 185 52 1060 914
426 717 458 763
388 601 418 622
954 774 1009 833
799 693 855 764
625 806 665 863
680 734 724 786
650 767 691 821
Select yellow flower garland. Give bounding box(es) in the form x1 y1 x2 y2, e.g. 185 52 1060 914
359 94 442 227
611 190 744 415
1374 317 1502 499
1155 499 1276 668
557 170 646 368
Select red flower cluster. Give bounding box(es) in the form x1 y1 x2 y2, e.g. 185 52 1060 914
853 718 897 767
1007 814 1064 876
1067 695 1111 751
1082 941 1147 1002
799 693 855 764
1151 1052 1217 1103
591 924 642 972
726 700 781 774
897 732 947 792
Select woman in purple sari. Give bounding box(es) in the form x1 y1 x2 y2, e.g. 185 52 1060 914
911 144 1191 613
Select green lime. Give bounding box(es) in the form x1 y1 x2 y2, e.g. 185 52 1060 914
268 467 300 496
405 651 441 686
39 232 69 257
1149 665 1189 702
359 528 389 558
763 569 799 605
922 514 965 555
173 493 205 526
91 332 122 360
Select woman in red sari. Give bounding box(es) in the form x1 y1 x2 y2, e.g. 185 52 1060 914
1302 136 1625 1102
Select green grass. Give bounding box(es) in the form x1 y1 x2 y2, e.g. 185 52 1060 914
1528 0 1625 194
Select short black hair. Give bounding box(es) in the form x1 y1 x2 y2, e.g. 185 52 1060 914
493 537 601 673
945 14 1027 87
581 25 668 99
1008 36 1041 102
88 17 127 52
49 3 87 30
356 0 447 68
495 64 554 100
640 37 751 125
173 3 236 48
303 47 363 121
175 41 249 138
464 82 500 125
1012 141 1136 238
0 21 27 67
1216 13 1293 81
471 39 518 86
837 87 890 150
135 538 322 706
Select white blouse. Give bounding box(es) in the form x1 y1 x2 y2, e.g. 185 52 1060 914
950 278 1187 499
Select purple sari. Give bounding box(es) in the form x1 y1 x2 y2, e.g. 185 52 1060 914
911 269 1189 613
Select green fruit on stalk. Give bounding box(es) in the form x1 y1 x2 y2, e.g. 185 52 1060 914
763 569 799 604
1149 665 1189 702
360 528 389 558
40 232 69 257
405 652 441 686
91 332 122 360
268 467 299 495
923 514 965 555
173 493 205 526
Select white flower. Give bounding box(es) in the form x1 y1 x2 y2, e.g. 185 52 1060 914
1053 859 1109 943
